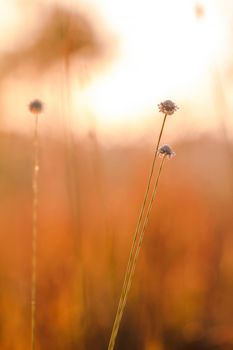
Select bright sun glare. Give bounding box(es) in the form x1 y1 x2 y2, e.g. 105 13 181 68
0 0 229 137
78 0 227 128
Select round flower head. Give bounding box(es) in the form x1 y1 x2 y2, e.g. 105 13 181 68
158 144 176 159
29 99 43 114
195 4 205 19
158 100 178 115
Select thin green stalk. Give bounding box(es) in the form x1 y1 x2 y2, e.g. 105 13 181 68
108 156 166 350
31 113 39 350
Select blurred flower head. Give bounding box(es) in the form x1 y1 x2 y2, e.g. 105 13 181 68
29 99 43 114
158 100 178 115
195 3 205 19
158 144 176 159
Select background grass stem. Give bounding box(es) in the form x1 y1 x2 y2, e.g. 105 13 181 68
31 113 39 350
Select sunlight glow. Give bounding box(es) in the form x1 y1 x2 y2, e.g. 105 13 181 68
0 0 230 139
78 0 228 127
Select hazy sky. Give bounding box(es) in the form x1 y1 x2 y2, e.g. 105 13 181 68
0 0 233 143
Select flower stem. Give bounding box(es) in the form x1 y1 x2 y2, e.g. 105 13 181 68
108 111 167 350
109 156 166 349
31 113 39 350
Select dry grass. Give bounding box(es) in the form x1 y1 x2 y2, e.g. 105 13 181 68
0 134 232 349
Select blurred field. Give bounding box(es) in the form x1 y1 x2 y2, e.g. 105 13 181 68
0 1 233 349
0 132 233 349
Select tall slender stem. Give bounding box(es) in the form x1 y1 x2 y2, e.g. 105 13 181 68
108 125 167 350
110 156 166 348
31 114 39 350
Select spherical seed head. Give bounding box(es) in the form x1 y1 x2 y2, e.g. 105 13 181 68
158 100 178 115
158 144 176 159
29 99 43 114
195 3 205 19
